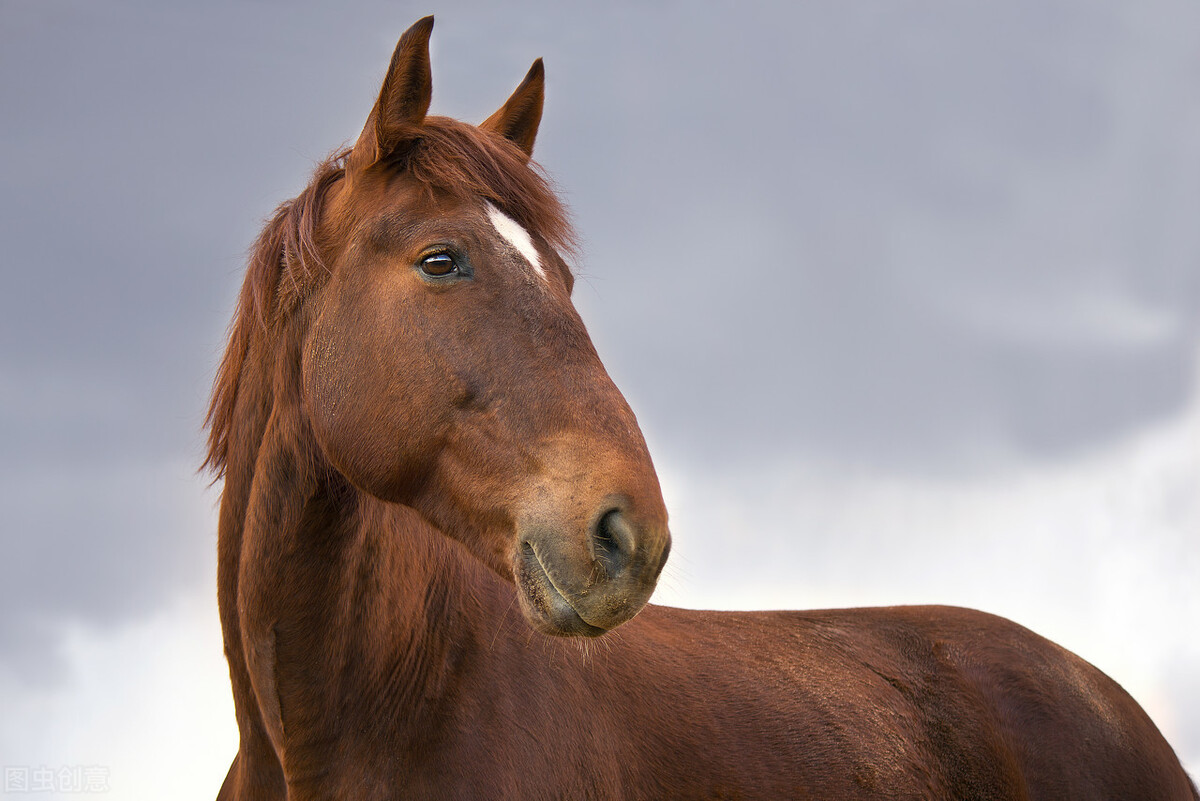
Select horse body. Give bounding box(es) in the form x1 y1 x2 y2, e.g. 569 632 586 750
210 17 1196 800
215 487 1193 800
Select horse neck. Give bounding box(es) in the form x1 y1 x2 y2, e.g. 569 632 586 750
216 323 496 785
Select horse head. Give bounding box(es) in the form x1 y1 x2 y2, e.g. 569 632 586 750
211 17 669 638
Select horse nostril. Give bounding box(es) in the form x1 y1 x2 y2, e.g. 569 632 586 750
591 509 634 579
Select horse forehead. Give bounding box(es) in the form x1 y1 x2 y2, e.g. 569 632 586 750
485 203 545 281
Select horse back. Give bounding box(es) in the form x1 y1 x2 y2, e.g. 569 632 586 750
905 605 1195 800
606 603 1195 800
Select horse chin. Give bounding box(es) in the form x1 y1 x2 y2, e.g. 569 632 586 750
513 543 611 638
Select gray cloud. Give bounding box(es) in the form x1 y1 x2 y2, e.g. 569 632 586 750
555 0 1200 469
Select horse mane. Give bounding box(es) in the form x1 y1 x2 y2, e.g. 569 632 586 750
203 117 576 478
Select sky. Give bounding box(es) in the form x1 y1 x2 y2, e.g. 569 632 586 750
1 0 1198 796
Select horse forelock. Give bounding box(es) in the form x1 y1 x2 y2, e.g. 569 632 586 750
390 116 577 257
203 117 576 479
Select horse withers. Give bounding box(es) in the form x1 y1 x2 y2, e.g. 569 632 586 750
207 16 1197 800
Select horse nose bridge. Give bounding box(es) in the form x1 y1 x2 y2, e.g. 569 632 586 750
527 336 644 439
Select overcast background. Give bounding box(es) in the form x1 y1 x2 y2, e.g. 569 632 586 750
2 1 1198 797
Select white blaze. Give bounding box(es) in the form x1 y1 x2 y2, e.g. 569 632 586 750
486 202 545 280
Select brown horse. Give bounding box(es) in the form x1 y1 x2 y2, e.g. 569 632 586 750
207 17 1197 800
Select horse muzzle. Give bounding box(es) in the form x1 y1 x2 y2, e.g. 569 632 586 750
513 504 670 637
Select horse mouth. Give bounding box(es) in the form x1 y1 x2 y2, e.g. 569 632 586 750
515 542 609 638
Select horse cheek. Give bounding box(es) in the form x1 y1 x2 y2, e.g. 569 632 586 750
302 310 428 502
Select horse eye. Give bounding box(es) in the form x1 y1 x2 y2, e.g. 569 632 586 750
419 253 458 277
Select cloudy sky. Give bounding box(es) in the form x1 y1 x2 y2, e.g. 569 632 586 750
2 0 1198 796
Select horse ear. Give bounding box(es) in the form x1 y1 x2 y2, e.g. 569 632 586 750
481 59 544 157
349 16 434 170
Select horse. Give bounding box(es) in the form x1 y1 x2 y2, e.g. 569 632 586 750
206 16 1197 800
